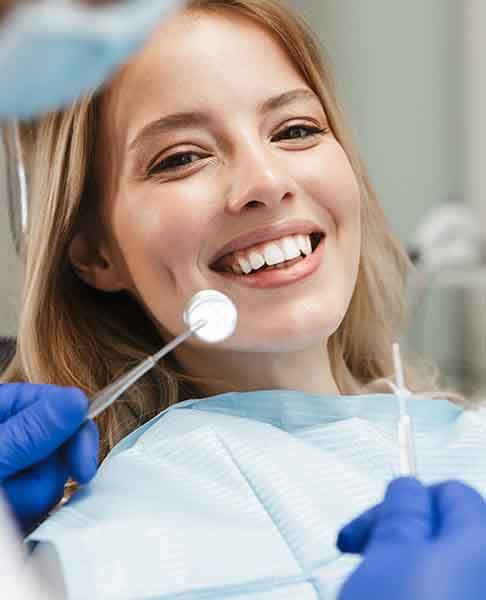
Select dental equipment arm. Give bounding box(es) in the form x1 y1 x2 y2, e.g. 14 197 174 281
406 202 483 316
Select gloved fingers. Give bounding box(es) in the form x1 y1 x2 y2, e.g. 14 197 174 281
0 383 41 421
61 419 100 484
2 454 69 530
366 477 432 552
431 480 486 536
0 386 88 480
337 504 381 554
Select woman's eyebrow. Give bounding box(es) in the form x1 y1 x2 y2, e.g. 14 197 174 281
127 88 320 156
128 112 211 157
259 87 318 114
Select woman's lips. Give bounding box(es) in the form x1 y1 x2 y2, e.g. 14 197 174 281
211 232 323 272
209 219 325 267
210 230 324 272
211 234 326 289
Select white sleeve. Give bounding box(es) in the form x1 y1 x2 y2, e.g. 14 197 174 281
28 542 67 600
0 492 63 600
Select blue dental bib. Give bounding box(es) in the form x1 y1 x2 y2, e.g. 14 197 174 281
27 390 486 599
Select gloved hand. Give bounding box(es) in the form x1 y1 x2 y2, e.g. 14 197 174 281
0 383 99 532
337 477 486 600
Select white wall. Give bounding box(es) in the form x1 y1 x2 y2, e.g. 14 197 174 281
464 0 486 393
293 0 462 239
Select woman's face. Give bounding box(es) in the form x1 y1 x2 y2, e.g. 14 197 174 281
94 10 361 362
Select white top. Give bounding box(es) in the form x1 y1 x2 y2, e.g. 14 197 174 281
0 492 64 599
29 543 66 599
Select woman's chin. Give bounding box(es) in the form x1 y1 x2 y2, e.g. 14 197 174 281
224 322 340 353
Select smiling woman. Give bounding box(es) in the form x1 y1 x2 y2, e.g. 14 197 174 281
0 0 474 597
3 0 462 464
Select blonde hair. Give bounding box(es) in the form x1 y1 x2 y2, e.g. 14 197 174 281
2 0 465 465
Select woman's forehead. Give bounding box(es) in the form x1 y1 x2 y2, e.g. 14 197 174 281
106 10 306 137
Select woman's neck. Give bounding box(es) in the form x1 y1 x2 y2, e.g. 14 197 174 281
174 341 342 398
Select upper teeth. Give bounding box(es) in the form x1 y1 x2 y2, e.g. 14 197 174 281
230 234 313 275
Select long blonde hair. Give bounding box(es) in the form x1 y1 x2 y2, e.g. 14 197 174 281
1 0 464 463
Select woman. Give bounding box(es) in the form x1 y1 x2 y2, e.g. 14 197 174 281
3 0 486 598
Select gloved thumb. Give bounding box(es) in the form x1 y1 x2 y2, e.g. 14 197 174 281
337 504 381 554
365 477 432 553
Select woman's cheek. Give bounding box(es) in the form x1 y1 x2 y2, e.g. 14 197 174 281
326 165 360 229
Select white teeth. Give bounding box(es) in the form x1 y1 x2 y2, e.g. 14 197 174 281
238 257 252 274
248 252 265 270
281 237 301 261
228 233 314 275
294 234 312 256
264 243 285 266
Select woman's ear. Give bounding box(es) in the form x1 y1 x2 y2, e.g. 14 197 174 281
68 231 126 292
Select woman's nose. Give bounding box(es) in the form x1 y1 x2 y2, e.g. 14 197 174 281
224 144 296 213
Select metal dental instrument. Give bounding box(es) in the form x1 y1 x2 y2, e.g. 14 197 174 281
392 342 417 476
86 289 237 420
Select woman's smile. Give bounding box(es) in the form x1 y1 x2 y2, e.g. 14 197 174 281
210 231 326 290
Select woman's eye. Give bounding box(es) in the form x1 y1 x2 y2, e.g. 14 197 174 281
146 125 327 178
148 152 203 176
273 124 327 142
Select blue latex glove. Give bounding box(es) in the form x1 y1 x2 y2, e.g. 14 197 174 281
337 477 486 600
0 383 99 532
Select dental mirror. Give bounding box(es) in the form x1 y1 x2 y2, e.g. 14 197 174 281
86 289 237 420
183 289 237 343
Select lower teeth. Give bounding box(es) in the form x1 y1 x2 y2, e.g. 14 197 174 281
247 255 304 275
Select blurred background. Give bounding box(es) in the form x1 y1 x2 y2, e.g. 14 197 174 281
294 0 486 398
0 0 485 397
